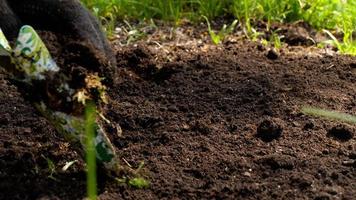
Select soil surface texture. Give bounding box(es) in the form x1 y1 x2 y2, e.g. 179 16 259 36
0 23 356 200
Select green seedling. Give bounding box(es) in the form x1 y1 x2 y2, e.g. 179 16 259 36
261 38 269 46
231 0 254 35
323 28 356 56
203 16 238 45
128 178 150 189
41 155 58 181
123 20 146 45
116 177 150 189
116 161 149 189
302 107 356 125
323 29 343 51
46 157 56 177
270 30 283 49
85 102 97 200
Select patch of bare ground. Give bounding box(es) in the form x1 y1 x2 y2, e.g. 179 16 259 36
0 22 355 199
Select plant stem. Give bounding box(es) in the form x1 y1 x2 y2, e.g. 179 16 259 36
85 101 97 200
302 107 356 124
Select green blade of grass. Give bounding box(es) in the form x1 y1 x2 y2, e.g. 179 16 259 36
85 101 97 200
128 177 150 189
302 106 356 124
203 15 220 44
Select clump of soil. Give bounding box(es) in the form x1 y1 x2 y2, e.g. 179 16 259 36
259 154 295 170
327 124 354 141
266 48 280 60
37 31 116 85
12 31 117 114
1 23 356 200
256 117 284 142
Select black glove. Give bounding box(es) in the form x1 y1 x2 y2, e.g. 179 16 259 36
0 0 116 81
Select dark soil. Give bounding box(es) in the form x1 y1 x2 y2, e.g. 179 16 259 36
1 25 356 199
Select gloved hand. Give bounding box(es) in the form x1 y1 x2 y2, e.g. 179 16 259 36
0 1 122 174
0 0 116 79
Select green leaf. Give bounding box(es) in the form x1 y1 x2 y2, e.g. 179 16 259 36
128 178 150 189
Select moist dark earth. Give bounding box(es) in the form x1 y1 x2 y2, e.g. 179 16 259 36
0 30 356 199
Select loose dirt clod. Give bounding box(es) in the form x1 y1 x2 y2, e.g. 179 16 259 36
256 117 284 142
259 154 295 170
314 193 332 200
266 48 279 60
327 124 354 142
191 119 212 135
304 119 315 130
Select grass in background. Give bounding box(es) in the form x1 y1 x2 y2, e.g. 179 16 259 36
81 0 119 38
195 0 228 20
81 0 356 55
204 16 238 44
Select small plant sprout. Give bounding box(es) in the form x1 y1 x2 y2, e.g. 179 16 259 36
116 176 150 189
128 177 150 189
203 16 238 45
41 155 58 181
46 157 56 177
323 29 356 56
115 161 150 189
270 31 283 49
302 107 356 125
85 102 97 200
122 20 147 45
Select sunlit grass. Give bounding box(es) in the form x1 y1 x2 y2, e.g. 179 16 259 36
80 0 356 31
81 0 356 54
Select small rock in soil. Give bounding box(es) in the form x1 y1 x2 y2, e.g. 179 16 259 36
243 172 251 177
167 105 179 112
330 172 339 180
0 113 10 125
256 117 284 142
3 141 11 148
341 160 355 167
348 151 356 159
259 154 295 170
283 26 314 46
322 149 329 155
290 174 313 189
304 120 315 130
266 48 279 60
327 124 354 142
257 44 266 51
325 186 343 196
192 120 212 135
314 193 332 200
